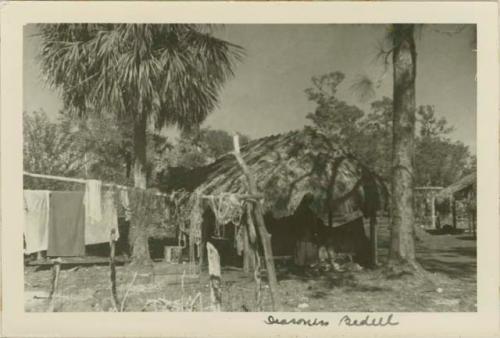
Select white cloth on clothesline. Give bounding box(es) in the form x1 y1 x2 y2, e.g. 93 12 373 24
84 179 102 224
119 189 131 221
84 190 119 244
23 190 50 254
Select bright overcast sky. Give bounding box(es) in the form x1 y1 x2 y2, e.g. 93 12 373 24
24 24 476 151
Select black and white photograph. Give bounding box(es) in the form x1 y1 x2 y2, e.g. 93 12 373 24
1 2 498 337
21 22 479 313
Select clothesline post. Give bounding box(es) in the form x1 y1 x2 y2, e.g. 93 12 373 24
232 134 280 311
207 242 222 311
48 258 61 312
109 229 119 311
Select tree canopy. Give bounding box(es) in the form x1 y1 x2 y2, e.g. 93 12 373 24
304 71 473 189
38 24 243 130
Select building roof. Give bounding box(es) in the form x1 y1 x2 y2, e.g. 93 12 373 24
435 173 476 203
159 128 388 228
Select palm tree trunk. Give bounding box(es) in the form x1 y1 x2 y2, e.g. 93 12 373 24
387 24 421 273
129 111 151 265
133 113 148 189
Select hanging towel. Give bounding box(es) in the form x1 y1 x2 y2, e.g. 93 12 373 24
85 190 119 245
23 190 50 254
84 179 102 224
235 226 244 256
119 189 131 221
47 192 85 257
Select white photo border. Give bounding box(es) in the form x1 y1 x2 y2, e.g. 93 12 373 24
1 1 498 337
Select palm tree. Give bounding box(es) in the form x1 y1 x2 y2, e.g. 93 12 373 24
37 24 243 262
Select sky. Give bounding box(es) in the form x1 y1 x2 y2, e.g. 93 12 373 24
23 24 477 151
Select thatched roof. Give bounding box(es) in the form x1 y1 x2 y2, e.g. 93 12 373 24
159 129 387 231
435 173 476 203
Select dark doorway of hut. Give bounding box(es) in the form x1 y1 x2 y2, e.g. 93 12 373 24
198 205 374 269
196 197 379 295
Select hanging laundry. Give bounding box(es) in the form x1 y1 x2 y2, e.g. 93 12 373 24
23 190 50 254
235 225 244 256
84 179 102 224
47 192 85 257
119 189 131 221
85 190 119 245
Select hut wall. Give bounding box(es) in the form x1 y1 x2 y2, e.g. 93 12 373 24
265 207 371 267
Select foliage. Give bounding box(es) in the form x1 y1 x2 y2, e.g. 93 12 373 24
305 72 365 149
24 109 173 189
38 24 244 131
305 72 473 188
157 128 250 172
23 110 86 190
414 106 472 187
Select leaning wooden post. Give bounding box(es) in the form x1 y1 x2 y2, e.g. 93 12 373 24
232 135 279 311
48 258 61 312
207 242 222 311
242 224 252 273
109 229 120 311
243 204 257 274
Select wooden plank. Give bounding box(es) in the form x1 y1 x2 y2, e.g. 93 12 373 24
207 242 222 311
26 256 130 266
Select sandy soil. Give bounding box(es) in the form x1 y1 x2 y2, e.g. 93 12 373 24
24 221 476 312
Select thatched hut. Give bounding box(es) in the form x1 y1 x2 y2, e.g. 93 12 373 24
158 129 388 268
435 173 476 234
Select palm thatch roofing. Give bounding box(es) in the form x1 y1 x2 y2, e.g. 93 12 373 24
159 129 388 242
435 173 476 204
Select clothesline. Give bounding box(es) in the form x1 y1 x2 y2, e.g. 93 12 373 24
23 171 171 198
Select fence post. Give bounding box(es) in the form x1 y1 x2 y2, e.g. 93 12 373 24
207 242 222 311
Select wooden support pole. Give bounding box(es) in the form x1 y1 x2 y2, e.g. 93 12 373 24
254 252 263 311
452 195 457 230
243 218 257 273
199 213 209 270
243 224 251 273
109 229 119 311
243 204 257 274
189 236 195 265
369 214 378 267
430 195 436 229
48 258 61 312
232 135 280 311
207 242 222 311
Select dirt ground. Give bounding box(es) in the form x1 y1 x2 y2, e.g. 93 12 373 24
24 220 476 312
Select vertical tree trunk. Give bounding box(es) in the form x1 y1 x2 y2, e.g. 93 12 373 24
128 189 153 266
387 24 420 272
129 112 151 265
133 113 148 190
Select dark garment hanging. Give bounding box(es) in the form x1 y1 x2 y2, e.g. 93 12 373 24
47 191 85 257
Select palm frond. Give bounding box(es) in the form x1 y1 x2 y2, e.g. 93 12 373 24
37 23 243 130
